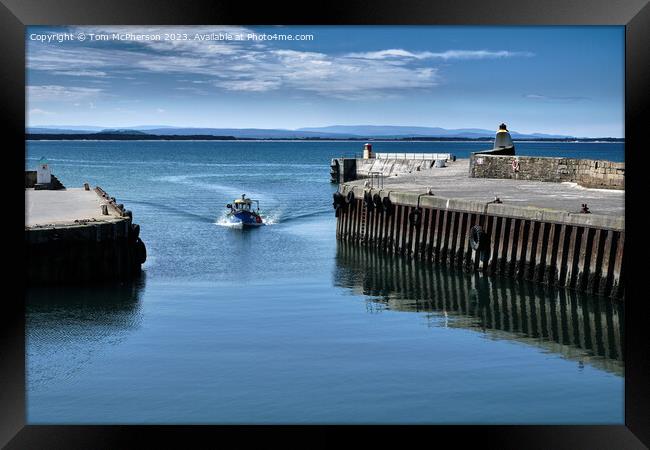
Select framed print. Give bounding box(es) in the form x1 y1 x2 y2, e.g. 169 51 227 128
2 0 649 447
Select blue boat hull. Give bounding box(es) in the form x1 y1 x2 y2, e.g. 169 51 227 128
227 211 264 226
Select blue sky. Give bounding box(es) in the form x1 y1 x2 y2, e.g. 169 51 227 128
26 26 624 137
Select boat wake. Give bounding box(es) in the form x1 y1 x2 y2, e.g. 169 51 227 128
213 206 328 229
214 217 244 229
121 199 219 223
214 211 277 228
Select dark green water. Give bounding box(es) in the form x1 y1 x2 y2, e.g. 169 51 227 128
26 141 624 424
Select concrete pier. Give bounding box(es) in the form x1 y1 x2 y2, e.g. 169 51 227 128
25 180 146 284
26 188 114 227
334 157 625 299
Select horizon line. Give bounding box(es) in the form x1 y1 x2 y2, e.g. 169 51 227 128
25 124 624 139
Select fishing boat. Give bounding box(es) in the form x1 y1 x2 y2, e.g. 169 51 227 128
225 194 264 226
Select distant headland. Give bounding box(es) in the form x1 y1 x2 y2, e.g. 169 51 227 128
25 125 624 142
26 133 624 143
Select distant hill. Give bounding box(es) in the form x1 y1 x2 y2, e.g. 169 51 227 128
131 127 360 139
27 125 619 140
27 126 356 139
28 127 97 134
296 125 573 140
26 132 237 141
100 129 149 135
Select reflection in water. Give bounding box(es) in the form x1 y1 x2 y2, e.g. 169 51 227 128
334 242 624 376
27 276 146 388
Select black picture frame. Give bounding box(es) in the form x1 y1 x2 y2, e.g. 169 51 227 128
3 0 648 447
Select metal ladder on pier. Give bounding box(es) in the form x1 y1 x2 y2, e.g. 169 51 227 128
360 173 382 242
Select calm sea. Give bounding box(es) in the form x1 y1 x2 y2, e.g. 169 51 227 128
26 140 624 424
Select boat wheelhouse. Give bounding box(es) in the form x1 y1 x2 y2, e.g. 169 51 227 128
225 194 264 226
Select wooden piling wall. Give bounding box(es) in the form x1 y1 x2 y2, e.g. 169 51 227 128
335 187 625 299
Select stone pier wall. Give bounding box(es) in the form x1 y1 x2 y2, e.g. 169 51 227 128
356 158 438 178
469 154 625 190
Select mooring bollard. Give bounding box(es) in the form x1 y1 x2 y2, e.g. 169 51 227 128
83 182 90 191
101 204 109 215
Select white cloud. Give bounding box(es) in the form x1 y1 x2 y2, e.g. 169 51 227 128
30 28 531 99
230 49 440 98
28 42 440 99
27 85 103 101
135 55 214 74
346 49 432 60
28 108 53 115
52 70 108 77
346 49 534 60
524 93 589 101
27 47 132 71
214 78 282 92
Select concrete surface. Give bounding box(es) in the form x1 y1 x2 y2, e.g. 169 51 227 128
348 158 624 218
25 188 118 227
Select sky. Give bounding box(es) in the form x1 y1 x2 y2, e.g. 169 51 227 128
26 26 624 137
